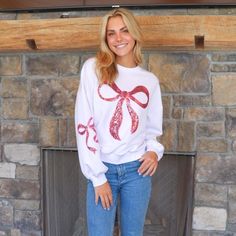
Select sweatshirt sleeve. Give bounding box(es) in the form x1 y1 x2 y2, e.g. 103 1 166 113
145 80 164 161
74 59 108 187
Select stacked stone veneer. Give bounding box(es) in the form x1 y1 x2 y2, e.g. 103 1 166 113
0 54 80 236
0 51 236 236
150 53 236 236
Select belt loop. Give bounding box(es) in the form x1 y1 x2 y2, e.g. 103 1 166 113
117 164 126 177
117 165 121 177
122 163 126 175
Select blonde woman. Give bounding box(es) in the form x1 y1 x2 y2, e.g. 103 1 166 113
75 8 164 236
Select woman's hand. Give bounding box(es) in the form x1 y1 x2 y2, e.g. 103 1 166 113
138 151 158 176
94 181 113 210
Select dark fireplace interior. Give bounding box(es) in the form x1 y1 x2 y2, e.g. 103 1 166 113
41 148 195 236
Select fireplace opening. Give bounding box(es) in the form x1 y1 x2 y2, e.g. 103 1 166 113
41 148 195 236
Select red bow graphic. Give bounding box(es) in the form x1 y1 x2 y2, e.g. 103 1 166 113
98 83 149 140
77 117 98 154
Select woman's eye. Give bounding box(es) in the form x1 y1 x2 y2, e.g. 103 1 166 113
107 32 114 37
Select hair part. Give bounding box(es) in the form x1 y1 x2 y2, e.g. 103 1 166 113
96 8 143 84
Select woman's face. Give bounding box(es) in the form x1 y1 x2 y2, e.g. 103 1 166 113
106 15 136 65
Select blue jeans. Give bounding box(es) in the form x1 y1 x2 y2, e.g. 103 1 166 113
87 160 152 236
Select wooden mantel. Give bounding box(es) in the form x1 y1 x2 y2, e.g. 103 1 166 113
0 15 236 52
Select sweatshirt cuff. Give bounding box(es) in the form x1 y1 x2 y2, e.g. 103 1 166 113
90 173 107 187
146 143 164 161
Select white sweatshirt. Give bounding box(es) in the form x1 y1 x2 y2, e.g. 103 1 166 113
75 58 164 187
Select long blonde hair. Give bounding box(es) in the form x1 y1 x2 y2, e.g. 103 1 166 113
96 8 142 84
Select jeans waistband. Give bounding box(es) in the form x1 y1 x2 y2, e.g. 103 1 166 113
103 159 141 175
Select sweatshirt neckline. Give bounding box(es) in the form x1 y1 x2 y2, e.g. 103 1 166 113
117 63 140 71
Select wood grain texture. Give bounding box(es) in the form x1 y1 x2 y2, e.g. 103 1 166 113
0 15 236 52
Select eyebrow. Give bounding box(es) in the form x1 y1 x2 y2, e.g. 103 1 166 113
107 26 128 32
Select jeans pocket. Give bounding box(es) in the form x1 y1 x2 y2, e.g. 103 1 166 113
127 159 141 169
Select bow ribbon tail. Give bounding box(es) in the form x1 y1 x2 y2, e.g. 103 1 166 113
91 128 98 143
87 118 98 144
126 99 139 133
85 131 97 154
87 146 97 154
78 121 97 154
110 98 124 140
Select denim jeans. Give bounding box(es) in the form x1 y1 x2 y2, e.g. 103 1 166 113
86 160 152 236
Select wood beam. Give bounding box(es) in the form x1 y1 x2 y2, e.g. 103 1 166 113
0 15 236 52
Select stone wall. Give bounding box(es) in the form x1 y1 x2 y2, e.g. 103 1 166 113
0 53 80 236
0 6 236 236
151 52 236 235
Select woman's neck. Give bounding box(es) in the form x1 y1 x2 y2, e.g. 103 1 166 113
116 56 137 68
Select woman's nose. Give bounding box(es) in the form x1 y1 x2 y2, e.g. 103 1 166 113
116 33 122 42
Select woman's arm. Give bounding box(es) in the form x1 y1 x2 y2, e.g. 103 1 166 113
75 60 113 209
138 80 164 176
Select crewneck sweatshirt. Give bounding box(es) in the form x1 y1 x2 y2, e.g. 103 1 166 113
75 57 164 187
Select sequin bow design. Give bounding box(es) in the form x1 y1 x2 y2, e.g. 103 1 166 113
98 83 149 140
77 117 98 154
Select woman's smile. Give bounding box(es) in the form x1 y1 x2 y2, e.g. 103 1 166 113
115 43 128 48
